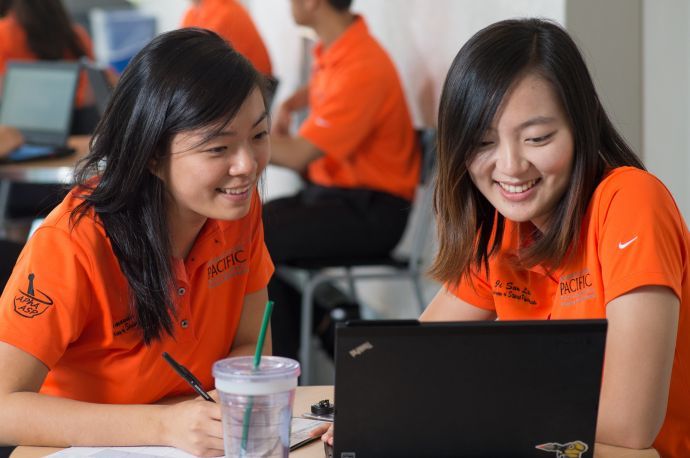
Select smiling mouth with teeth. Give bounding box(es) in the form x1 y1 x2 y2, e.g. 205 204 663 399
497 178 540 194
217 187 250 195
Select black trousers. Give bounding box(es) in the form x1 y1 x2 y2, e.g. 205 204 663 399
263 185 410 360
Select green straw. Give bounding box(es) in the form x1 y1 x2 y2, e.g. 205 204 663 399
253 300 274 368
241 300 274 455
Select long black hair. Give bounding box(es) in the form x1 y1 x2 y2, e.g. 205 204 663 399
10 0 88 60
72 28 266 344
431 18 644 285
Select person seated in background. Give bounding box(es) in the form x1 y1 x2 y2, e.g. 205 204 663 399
0 125 21 156
181 0 272 77
0 0 98 135
0 28 274 456
265 0 421 361
314 18 689 457
0 0 99 231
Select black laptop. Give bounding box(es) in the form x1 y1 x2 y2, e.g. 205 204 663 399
333 319 607 458
0 61 80 163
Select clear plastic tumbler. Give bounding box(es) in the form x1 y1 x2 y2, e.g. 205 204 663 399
213 356 301 458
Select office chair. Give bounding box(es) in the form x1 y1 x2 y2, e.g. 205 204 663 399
277 129 437 384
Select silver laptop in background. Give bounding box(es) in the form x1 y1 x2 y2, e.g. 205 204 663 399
0 61 79 162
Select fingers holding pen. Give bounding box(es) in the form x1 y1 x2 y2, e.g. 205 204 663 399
162 398 224 456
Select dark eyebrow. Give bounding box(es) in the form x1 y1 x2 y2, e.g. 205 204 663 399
517 116 556 130
202 112 270 140
252 111 269 128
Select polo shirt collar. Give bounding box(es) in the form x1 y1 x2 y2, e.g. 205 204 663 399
173 218 226 265
500 220 562 278
313 15 368 68
194 218 227 250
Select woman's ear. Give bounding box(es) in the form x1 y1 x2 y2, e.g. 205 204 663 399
148 157 164 181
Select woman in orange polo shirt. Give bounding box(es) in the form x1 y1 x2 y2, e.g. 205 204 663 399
417 18 688 457
0 28 274 456
0 0 95 114
313 18 689 457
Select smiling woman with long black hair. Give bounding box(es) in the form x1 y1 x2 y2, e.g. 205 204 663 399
0 28 274 456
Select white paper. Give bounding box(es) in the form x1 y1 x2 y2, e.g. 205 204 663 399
46 418 328 457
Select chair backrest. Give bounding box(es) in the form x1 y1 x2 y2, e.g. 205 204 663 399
404 129 437 272
81 57 113 116
0 239 24 293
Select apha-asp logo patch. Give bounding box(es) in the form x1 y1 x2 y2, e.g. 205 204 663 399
14 273 53 318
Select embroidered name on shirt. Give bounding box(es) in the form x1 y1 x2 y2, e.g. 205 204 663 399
14 273 53 318
558 269 594 306
207 246 248 288
113 315 137 336
492 280 537 305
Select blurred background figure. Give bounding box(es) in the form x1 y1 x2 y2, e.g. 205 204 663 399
264 0 421 361
181 0 272 77
0 0 100 241
0 0 98 135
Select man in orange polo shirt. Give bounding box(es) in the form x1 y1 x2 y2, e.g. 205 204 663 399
181 0 272 76
265 0 421 359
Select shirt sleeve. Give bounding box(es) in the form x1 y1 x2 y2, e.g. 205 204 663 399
245 192 274 294
597 171 687 303
0 21 12 74
298 68 387 161
0 227 92 368
446 264 497 312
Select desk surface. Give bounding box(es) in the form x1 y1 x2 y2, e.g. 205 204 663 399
10 385 659 458
0 136 90 184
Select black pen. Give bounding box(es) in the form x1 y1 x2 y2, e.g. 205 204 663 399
162 352 216 403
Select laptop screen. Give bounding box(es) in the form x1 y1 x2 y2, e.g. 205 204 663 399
334 319 607 458
0 61 80 145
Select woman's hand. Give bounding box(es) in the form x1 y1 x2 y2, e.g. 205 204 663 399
309 422 334 446
161 397 224 456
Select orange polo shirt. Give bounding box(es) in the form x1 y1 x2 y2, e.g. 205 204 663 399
0 188 273 404
181 0 272 76
298 16 420 202
448 167 690 457
0 13 94 108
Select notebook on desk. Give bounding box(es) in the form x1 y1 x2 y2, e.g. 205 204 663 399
333 319 607 458
0 61 79 163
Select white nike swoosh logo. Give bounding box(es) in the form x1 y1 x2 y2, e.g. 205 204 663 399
618 236 638 249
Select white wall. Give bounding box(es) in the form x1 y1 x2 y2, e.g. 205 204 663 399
642 0 690 220
136 0 188 33
566 0 642 155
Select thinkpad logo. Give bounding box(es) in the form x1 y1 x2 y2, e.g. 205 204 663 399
349 341 373 358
